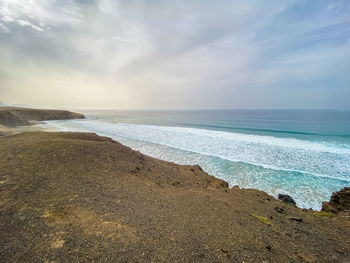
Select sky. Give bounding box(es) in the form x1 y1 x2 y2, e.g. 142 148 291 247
0 0 349 109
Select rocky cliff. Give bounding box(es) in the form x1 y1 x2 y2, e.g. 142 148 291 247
0 106 84 127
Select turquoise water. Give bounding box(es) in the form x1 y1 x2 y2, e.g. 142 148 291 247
41 110 350 210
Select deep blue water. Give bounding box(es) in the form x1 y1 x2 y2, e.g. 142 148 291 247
41 110 350 210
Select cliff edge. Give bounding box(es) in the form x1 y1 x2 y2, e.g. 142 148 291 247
0 132 349 262
0 106 84 128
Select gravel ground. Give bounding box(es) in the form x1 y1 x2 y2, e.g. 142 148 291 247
0 132 349 262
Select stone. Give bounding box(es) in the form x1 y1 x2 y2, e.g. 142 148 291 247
265 243 272 250
288 217 303 222
322 187 350 215
274 207 284 213
278 194 296 205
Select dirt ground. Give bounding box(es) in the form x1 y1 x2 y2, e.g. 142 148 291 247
0 132 349 262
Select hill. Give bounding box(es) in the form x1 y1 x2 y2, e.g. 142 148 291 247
0 132 349 262
0 106 84 127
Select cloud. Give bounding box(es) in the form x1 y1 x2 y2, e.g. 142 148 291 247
17 19 44 31
0 0 349 109
0 22 9 33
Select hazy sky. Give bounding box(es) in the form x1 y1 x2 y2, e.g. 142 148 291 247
0 0 349 109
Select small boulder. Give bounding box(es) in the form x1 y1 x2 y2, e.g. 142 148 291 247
232 185 240 190
274 206 284 213
288 217 303 222
322 187 350 215
278 194 296 205
209 177 229 189
265 242 272 250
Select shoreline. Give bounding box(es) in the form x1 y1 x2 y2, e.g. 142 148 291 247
36 116 349 211
0 107 347 211
1 107 349 262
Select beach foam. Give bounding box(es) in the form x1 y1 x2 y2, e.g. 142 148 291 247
42 119 350 209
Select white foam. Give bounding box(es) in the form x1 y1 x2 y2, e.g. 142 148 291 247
42 119 350 210
107 123 350 154
48 120 350 181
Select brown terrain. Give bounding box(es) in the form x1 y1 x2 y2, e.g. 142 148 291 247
0 109 349 262
0 106 84 136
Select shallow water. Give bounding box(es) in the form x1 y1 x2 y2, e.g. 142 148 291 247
39 110 350 210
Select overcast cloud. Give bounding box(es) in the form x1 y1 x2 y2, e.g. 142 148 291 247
0 0 349 109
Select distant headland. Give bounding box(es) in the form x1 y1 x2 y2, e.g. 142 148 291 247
0 106 84 136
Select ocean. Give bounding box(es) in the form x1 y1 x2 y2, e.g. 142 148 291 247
39 110 350 210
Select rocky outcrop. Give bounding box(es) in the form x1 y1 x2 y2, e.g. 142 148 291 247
0 106 84 127
278 194 296 205
322 187 350 215
0 110 30 127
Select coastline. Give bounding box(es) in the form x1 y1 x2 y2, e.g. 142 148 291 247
0 108 349 262
37 110 350 210
0 106 84 136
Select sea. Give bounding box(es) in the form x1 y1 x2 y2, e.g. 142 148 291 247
38 109 350 210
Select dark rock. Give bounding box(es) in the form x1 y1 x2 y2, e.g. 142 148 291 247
288 217 303 222
274 206 284 213
193 165 203 171
322 187 350 215
131 167 141 173
265 243 272 250
220 249 228 254
278 194 296 205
